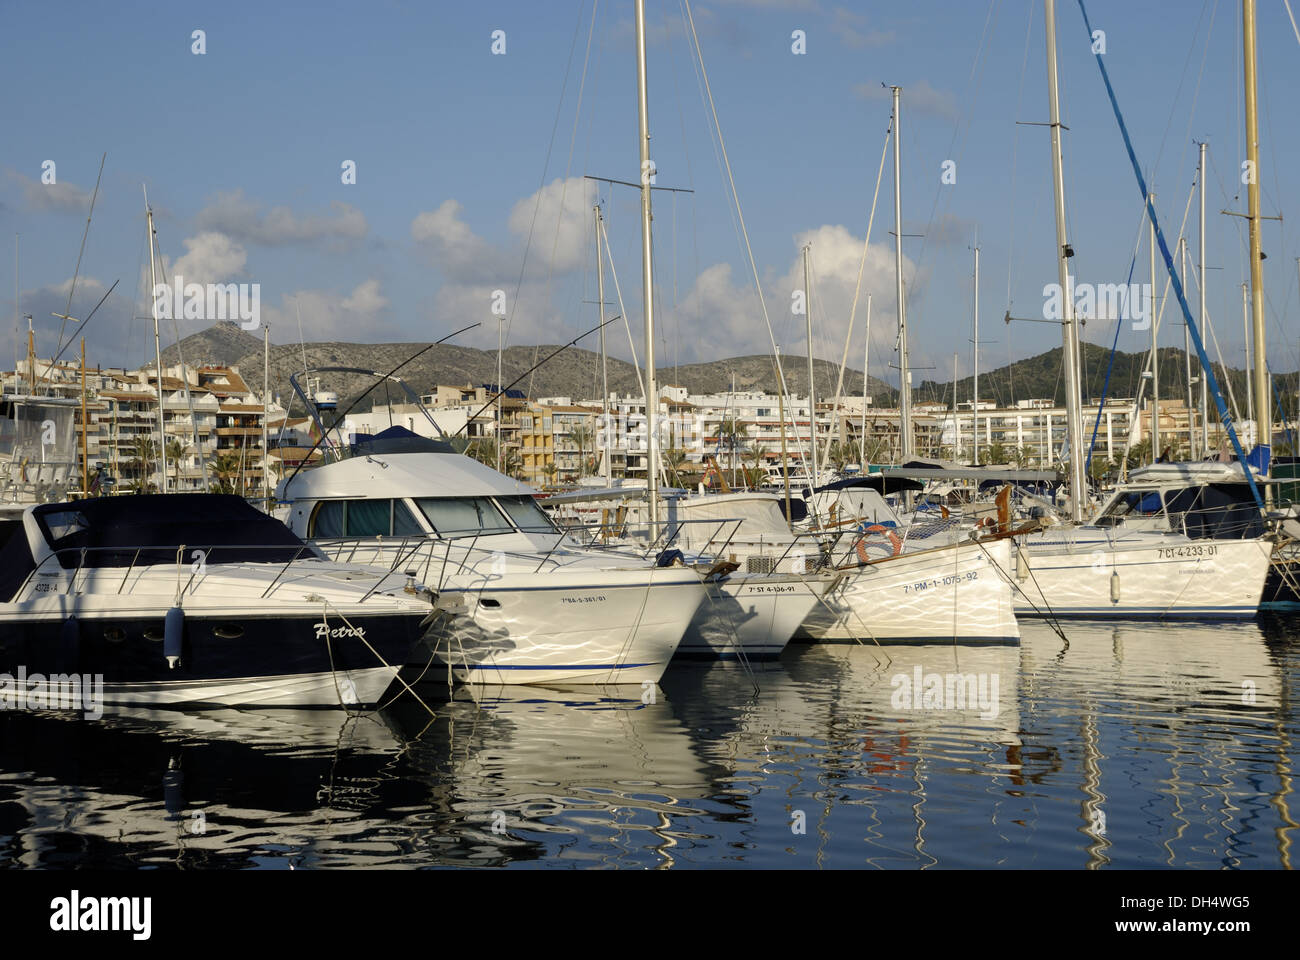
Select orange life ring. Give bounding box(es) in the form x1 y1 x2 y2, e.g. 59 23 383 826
854 523 903 562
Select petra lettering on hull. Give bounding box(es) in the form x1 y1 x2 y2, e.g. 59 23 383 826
313 622 367 641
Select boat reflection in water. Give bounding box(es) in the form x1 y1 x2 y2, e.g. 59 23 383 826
0 620 1294 868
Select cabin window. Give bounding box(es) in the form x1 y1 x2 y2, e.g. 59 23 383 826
496 495 555 532
415 497 513 537
310 501 346 537
346 499 392 537
393 500 425 536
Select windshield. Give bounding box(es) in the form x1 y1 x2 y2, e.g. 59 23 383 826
495 495 556 533
415 497 514 537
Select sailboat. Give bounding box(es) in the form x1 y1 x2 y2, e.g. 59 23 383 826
981 0 1273 620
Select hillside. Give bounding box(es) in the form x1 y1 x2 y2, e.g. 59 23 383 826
157 323 896 410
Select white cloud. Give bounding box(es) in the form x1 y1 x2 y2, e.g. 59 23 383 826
507 176 597 275
410 199 498 279
7 170 91 212
168 232 248 283
854 79 957 120
831 7 895 48
194 189 367 246
262 280 396 343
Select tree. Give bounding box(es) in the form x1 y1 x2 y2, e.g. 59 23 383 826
662 446 689 488
165 439 193 487
569 422 596 478
208 452 243 494
981 441 1010 465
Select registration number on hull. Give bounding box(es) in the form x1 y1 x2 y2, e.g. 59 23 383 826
902 571 979 594
1156 545 1218 559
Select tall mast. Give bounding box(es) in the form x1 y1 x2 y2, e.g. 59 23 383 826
891 86 913 461
1243 0 1270 475
972 244 980 465
80 337 88 495
1198 142 1210 456
1243 283 1253 427
1181 238 1195 457
803 244 818 484
635 0 659 523
861 294 871 472
595 204 611 484
1044 0 1086 521
144 188 167 493
952 352 959 460
263 324 271 501
1149 199 1160 462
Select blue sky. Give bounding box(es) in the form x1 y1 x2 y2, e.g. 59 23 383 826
2 0 1299 393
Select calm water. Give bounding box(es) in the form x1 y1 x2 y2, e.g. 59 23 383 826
1 619 1296 869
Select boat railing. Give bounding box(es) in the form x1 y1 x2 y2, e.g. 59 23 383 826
25 541 409 604
309 517 748 590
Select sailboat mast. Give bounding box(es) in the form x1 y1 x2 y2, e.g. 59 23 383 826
973 244 980 465
144 189 167 494
861 294 871 472
263 324 271 501
1181 238 1195 457
1199 141 1210 456
1243 283 1254 427
803 244 818 484
890 86 913 462
635 0 659 524
595 205 611 484
1243 0 1270 477
1149 201 1159 462
1044 0 1086 522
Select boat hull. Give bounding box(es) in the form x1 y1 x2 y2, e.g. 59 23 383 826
796 539 1020 644
419 569 706 685
1007 533 1270 619
678 574 822 659
0 612 426 707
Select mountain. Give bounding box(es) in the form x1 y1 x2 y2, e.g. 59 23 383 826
157 324 896 410
915 341 1298 414
159 322 263 367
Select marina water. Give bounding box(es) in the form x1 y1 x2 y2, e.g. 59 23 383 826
0 619 1295 869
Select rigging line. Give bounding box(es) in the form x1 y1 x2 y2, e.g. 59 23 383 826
600 217 648 403
680 0 791 414
911 0 999 283
822 123 893 467
1149 0 1213 196
527 0 599 399
677 0 743 283
1006 0 1037 311
147 225 211 490
1076 0 1263 510
503 0 586 353
284 322 482 486
1287 0 1300 45
51 152 107 386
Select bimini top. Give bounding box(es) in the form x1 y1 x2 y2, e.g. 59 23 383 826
350 425 456 456
815 474 923 495
29 494 308 569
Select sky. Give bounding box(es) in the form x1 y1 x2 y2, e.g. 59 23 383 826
2 0 1299 396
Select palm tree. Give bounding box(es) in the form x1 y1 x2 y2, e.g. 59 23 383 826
125 436 160 493
716 417 749 485
165 438 193 488
662 447 689 488
208 452 243 494
570 422 595 478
